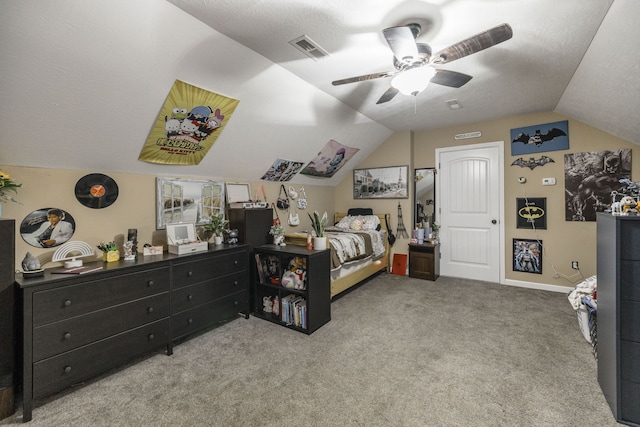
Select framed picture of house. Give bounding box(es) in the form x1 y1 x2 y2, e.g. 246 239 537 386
353 165 408 199
156 177 225 229
513 238 542 274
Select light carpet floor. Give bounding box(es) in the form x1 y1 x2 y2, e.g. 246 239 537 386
1 273 619 426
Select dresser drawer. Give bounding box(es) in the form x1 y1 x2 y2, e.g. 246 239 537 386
620 260 640 302
172 250 248 289
621 300 640 342
172 271 246 314
33 292 169 361
621 340 640 383
171 290 248 339
621 380 640 423
33 267 170 326
33 318 170 399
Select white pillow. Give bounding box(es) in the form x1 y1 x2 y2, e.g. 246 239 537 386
335 216 354 229
362 215 381 231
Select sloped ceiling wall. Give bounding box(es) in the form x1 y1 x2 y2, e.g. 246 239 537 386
555 0 640 143
0 0 392 186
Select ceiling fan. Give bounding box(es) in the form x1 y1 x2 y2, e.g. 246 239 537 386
332 23 513 104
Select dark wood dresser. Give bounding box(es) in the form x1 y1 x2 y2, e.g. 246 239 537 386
596 213 640 426
0 219 16 420
17 244 250 422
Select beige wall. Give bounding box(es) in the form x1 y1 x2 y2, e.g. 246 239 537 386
414 111 637 288
1 165 333 271
334 130 413 261
4 111 636 286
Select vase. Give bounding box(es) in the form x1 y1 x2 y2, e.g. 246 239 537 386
313 236 327 250
213 235 223 245
416 228 425 244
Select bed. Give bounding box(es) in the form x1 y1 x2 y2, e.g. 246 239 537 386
284 209 391 298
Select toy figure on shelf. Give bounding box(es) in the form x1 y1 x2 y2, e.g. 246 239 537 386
263 296 273 313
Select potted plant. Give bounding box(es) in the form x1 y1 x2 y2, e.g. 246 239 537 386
308 211 328 250
204 212 229 245
269 224 285 246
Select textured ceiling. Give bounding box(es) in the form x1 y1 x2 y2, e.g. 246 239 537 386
168 0 639 143
1 0 638 188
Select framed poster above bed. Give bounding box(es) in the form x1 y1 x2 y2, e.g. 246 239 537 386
353 165 408 199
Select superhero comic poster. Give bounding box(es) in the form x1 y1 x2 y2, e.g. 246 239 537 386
138 80 239 165
564 149 631 221
513 238 542 274
510 120 569 156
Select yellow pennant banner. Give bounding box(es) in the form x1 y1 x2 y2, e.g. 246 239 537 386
138 80 239 165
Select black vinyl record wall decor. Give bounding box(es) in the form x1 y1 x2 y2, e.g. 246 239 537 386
75 173 119 209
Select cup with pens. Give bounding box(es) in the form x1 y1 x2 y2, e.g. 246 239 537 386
98 241 120 263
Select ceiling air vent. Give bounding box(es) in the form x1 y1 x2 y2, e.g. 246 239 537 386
289 35 329 61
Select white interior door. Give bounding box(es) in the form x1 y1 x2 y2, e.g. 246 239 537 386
437 142 504 283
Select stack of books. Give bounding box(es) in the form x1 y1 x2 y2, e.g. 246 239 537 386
281 295 306 329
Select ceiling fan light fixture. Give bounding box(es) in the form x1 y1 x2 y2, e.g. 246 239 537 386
391 67 436 96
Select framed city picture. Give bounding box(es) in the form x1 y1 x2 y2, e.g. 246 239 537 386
516 198 547 229
513 238 542 274
156 177 225 229
353 165 408 199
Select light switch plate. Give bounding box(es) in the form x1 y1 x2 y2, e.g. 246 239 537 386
542 177 556 186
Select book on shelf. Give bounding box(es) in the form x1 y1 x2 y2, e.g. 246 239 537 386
52 265 104 275
255 253 265 283
281 294 306 328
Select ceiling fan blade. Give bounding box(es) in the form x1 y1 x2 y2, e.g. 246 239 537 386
383 26 419 63
376 87 399 104
332 70 397 86
430 69 473 88
431 23 513 65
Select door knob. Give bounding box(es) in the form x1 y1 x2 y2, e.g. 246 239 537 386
491 219 497 224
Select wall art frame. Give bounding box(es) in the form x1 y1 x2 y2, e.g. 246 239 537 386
516 197 547 229
513 238 542 274
156 177 225 229
353 165 408 199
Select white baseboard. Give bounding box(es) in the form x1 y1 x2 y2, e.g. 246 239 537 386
503 278 571 293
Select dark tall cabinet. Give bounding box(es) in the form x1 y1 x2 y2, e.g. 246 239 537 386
227 208 273 247
596 213 640 426
0 219 16 419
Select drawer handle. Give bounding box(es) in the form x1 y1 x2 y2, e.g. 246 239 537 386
234 260 238 265
148 280 154 287
64 300 71 307
234 301 239 307
63 332 71 340
187 318 193 325
64 366 71 373
147 307 154 313
187 271 193 277
234 280 238 286
187 294 193 301
149 334 155 340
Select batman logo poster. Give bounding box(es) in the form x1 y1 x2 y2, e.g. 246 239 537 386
516 198 547 229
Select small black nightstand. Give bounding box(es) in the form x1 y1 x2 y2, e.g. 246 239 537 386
408 242 440 281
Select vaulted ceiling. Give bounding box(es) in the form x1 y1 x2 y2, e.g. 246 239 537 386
1 0 638 187
168 0 639 143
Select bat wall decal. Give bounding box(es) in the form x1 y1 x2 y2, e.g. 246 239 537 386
512 128 567 146
511 156 555 170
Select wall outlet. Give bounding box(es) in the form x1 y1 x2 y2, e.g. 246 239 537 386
542 177 556 186
571 261 579 270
